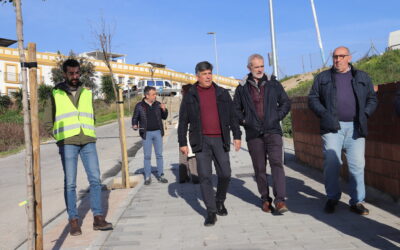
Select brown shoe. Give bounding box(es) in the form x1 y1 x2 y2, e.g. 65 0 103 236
262 201 273 213
275 201 288 213
69 218 82 236
93 215 113 231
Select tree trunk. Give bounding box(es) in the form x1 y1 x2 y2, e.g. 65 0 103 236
14 0 35 249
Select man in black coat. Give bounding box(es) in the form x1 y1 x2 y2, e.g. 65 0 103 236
233 54 291 214
178 61 241 226
308 46 377 215
132 86 168 185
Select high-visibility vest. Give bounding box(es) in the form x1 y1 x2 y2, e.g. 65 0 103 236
52 88 96 141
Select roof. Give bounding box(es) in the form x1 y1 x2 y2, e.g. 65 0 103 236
0 38 17 47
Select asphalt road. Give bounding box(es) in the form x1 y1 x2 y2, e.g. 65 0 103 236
0 118 142 250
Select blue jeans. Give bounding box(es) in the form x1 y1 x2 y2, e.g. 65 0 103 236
322 121 366 205
143 130 164 179
59 143 103 220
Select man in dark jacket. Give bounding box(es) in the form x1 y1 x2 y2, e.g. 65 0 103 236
132 86 168 185
44 59 112 236
308 46 377 215
178 61 241 226
233 54 291 214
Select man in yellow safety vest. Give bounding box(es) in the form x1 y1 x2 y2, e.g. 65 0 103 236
44 59 112 236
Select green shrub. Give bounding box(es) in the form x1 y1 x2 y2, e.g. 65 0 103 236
11 89 23 111
100 75 117 103
38 84 53 110
0 95 12 112
282 112 292 138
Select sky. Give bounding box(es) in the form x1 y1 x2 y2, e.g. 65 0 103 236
1 0 400 79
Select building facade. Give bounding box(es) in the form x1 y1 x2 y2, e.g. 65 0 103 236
0 46 239 96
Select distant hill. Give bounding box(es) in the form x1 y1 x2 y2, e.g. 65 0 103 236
282 49 400 98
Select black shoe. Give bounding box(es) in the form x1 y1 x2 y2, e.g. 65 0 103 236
157 174 168 183
204 212 217 226
350 203 369 215
216 201 228 216
324 199 338 213
144 178 151 185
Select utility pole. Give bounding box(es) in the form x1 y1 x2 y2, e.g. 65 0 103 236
268 0 279 79
310 0 326 67
207 32 219 84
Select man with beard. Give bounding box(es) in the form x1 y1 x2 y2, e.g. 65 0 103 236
44 59 112 236
233 54 291 214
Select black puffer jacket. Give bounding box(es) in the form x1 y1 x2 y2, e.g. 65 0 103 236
308 65 377 136
178 82 241 153
132 100 168 139
233 74 291 141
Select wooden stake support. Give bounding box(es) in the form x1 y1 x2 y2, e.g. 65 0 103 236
28 43 43 250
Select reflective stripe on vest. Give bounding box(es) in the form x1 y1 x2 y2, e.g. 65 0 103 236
52 88 96 141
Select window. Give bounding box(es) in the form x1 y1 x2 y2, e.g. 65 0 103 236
165 81 172 87
4 63 18 83
118 76 124 84
6 87 20 96
147 80 155 86
156 81 164 87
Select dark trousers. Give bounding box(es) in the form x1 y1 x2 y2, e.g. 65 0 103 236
247 133 286 203
196 136 231 213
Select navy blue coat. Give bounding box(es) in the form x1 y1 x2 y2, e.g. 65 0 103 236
132 100 168 139
308 66 377 136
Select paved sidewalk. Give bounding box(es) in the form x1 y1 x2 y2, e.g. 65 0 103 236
95 128 400 250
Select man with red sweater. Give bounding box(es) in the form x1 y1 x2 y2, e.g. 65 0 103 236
178 61 241 226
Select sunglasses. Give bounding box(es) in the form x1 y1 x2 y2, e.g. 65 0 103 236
332 54 349 59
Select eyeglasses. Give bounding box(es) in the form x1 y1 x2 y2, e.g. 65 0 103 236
332 54 349 59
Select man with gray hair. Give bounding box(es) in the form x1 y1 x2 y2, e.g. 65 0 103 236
233 54 291 214
308 46 377 215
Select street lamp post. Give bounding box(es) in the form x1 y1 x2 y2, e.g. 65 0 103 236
207 32 219 84
268 0 278 79
310 0 326 67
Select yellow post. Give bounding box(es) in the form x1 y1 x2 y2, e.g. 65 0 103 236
28 42 43 250
118 88 130 188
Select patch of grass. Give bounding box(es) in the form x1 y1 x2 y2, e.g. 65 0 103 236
355 49 400 85
287 79 313 98
0 145 24 158
95 112 119 126
0 110 23 123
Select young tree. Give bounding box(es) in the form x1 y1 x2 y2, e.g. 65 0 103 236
1 0 36 249
94 18 130 188
51 51 97 91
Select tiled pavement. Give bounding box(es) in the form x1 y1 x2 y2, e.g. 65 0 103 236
98 128 400 250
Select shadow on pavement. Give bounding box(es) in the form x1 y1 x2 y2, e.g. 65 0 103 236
51 188 111 250
167 164 260 217
284 152 400 249
284 150 400 216
168 165 206 217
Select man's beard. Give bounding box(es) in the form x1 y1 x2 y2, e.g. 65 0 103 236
67 79 79 89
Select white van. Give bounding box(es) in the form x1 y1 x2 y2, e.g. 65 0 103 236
137 79 179 96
